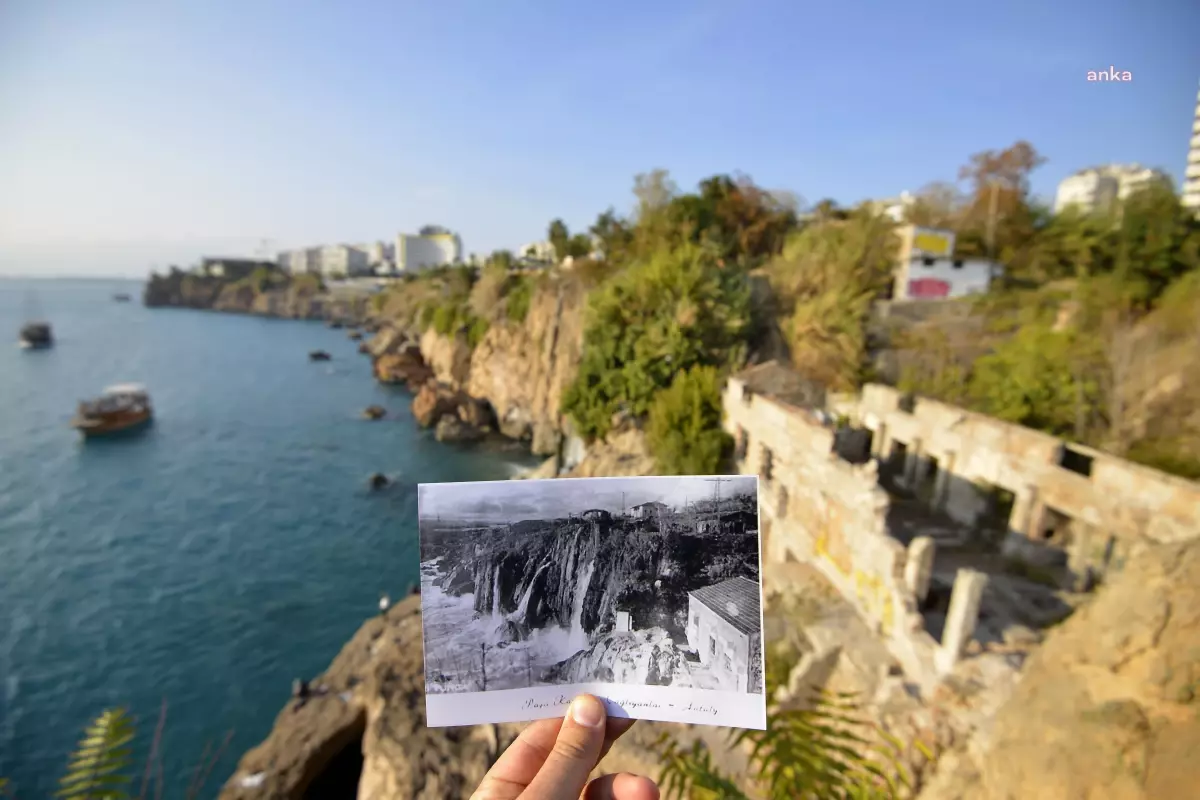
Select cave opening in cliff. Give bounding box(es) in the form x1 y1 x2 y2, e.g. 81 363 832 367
302 712 367 800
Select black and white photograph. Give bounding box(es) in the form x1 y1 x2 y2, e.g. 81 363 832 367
417 475 766 729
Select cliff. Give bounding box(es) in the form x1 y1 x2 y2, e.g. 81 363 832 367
465 277 587 455
143 269 366 323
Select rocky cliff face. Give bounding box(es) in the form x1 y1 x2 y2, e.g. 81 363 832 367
143 270 365 322
919 539 1200 799
466 278 586 455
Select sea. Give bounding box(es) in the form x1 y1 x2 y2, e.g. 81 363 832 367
0 278 535 798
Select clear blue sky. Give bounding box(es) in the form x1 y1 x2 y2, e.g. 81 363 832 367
1 0 1197 277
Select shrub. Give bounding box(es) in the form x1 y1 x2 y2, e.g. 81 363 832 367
653 643 933 799
646 366 731 475
466 316 490 348
505 277 534 323
431 304 456 335
561 244 752 441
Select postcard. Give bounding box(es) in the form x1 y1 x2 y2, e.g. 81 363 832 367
416 474 766 730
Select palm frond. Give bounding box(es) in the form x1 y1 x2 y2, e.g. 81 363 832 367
58 708 136 800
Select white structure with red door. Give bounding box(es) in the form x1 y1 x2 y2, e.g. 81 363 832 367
891 224 1002 301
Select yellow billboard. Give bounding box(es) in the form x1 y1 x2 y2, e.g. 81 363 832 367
911 227 955 258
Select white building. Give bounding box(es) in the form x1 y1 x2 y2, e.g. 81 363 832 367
891 224 1000 301
395 231 463 273
1054 164 1171 215
519 241 557 263
1185 81 1200 215
319 244 370 278
868 191 915 222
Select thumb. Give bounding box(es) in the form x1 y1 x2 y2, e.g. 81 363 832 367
521 695 608 800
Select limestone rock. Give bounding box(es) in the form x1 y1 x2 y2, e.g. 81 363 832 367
467 279 585 448
411 383 460 428
567 427 655 478
923 540 1200 800
420 328 473 389
218 598 521 800
435 416 486 443
373 346 431 387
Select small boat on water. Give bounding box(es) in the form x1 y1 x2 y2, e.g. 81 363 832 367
113 293 132 302
309 350 332 361
70 384 153 438
19 321 54 349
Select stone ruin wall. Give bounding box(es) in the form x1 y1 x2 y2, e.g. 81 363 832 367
722 378 943 690
842 383 1200 577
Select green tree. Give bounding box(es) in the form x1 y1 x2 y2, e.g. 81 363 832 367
646 366 731 475
589 207 634 264
766 211 897 390
548 219 570 262
561 244 752 441
567 233 593 259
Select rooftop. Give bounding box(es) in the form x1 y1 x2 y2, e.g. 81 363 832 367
690 576 762 636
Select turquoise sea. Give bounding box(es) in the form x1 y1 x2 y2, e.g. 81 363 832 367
0 279 532 798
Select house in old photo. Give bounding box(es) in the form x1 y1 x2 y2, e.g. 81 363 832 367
686 576 762 693
630 501 669 519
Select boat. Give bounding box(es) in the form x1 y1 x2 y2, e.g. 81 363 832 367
70 384 153 437
19 291 54 349
113 293 132 302
19 321 54 349
309 350 332 361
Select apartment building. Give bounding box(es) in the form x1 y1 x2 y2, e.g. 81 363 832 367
1185 82 1200 215
395 230 463 273
1054 164 1170 214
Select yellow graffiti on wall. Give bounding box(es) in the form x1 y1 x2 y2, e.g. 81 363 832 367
814 507 896 636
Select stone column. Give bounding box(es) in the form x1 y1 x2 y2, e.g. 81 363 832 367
932 452 955 511
904 536 936 604
871 422 889 459
936 569 988 673
901 438 922 488
1008 485 1039 538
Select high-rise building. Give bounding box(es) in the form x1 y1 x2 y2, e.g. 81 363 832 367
1185 81 1200 215
1054 164 1170 215
395 230 463 273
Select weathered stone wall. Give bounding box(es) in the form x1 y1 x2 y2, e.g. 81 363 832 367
723 376 942 689
850 383 1200 561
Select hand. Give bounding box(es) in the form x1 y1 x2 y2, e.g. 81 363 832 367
471 694 659 800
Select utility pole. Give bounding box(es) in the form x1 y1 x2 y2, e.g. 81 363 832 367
985 181 1000 260
704 478 733 524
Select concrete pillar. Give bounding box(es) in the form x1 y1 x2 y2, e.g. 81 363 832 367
901 438 922 487
936 569 988 673
932 452 955 510
904 536 937 604
871 422 889 459
1008 485 1038 538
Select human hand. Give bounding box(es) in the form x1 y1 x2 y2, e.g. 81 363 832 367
470 694 659 800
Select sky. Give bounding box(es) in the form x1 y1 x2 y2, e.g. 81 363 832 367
1 0 1197 277
419 476 757 522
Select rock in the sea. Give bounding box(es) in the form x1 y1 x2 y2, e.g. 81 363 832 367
442 564 475 596
348 330 363 341
368 473 389 490
435 416 486 443
493 620 528 644
362 405 386 421
411 382 461 428
309 350 331 362
374 348 432 387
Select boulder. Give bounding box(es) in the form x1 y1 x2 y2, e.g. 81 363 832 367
374 349 433 387
309 350 331 362
435 416 486 443
493 620 528 644
456 396 495 430
922 540 1200 800
362 405 386 421
411 382 461 428
368 473 389 490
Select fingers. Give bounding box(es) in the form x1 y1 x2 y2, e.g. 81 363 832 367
584 773 661 800
521 695 608 800
470 718 562 800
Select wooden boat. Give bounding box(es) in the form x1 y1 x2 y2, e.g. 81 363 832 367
71 384 153 437
19 321 53 349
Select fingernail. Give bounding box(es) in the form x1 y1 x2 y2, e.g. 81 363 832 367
570 695 605 728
